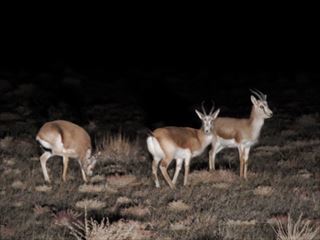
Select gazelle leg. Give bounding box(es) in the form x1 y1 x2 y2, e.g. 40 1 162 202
62 156 69 182
243 147 250 180
159 159 175 189
152 157 161 188
172 158 183 185
238 145 245 178
80 165 88 183
209 141 220 170
183 154 191 186
40 151 52 183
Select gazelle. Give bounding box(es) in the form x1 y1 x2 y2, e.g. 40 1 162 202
147 104 220 189
209 89 273 179
36 120 97 183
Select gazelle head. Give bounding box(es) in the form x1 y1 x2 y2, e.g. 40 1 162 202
83 150 100 177
250 89 273 119
195 102 220 135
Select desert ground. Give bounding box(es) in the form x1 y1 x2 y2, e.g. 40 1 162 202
0 66 319 239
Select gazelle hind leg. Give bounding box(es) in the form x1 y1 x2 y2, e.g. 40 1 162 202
80 168 88 183
62 156 70 182
40 151 52 183
152 157 161 188
159 159 175 189
172 158 183 185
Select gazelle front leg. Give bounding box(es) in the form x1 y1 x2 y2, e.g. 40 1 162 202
183 152 192 186
243 147 250 179
62 156 70 182
209 140 220 170
40 151 52 183
172 158 183 185
238 145 245 178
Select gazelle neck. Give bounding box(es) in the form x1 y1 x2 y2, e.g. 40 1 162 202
249 106 265 139
198 127 214 148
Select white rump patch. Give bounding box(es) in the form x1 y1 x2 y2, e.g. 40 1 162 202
146 136 165 159
37 138 53 150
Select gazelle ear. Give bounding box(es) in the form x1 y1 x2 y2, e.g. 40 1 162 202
212 108 220 119
250 95 258 105
195 109 204 119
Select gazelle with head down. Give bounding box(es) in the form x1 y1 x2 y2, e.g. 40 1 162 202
209 89 273 179
36 120 98 183
147 104 220 189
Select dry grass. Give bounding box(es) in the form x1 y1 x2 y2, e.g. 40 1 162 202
90 175 106 183
189 170 238 186
106 174 137 189
99 133 140 164
168 200 191 212
120 205 151 219
33 204 51 216
76 199 106 210
253 186 274 196
96 133 150 176
11 180 26 190
272 214 320 240
58 207 154 240
78 184 108 193
35 185 52 192
226 219 257 226
53 209 82 227
114 196 133 208
81 219 153 240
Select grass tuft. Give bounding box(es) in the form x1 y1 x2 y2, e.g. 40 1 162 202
272 213 320 240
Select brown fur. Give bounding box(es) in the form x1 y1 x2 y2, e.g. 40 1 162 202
153 127 203 154
37 120 91 161
214 117 253 143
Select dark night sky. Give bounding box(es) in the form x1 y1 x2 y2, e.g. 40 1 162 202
1 27 319 128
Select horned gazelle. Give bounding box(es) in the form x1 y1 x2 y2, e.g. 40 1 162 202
36 120 97 183
209 89 273 179
147 104 220 189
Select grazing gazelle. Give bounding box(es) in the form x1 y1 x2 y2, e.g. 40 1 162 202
147 104 220 189
209 89 273 179
36 120 97 183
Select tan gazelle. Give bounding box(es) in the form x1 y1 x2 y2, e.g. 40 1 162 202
36 120 98 183
147 104 220 189
209 89 273 179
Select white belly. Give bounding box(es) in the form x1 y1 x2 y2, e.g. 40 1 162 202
219 138 238 148
175 148 192 159
218 137 256 149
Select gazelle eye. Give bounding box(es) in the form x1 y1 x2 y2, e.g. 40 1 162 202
260 105 264 109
